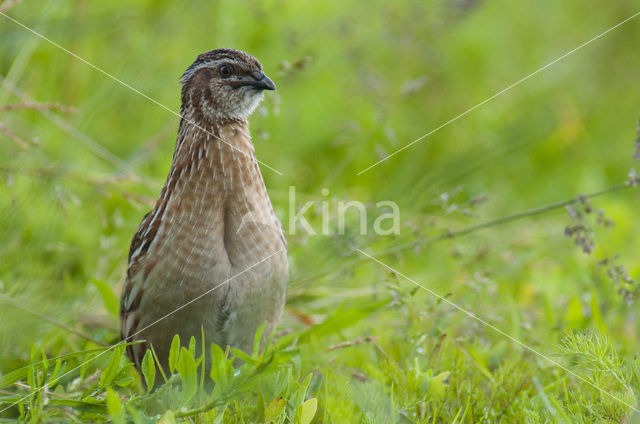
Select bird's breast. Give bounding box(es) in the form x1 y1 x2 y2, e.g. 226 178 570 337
141 130 286 287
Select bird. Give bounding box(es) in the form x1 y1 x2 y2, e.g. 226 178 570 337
120 48 288 378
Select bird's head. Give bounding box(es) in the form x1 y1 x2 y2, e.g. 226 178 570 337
180 48 276 121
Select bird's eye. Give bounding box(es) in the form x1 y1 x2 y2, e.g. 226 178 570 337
218 64 233 77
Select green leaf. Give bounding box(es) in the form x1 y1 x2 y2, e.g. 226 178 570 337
188 336 196 358
210 343 234 394
158 410 176 424
465 346 494 382
230 347 259 365
299 397 318 424
100 344 125 388
48 358 64 384
150 344 168 383
209 343 227 385
264 397 286 422
253 321 267 357
168 334 181 374
141 349 156 392
28 345 46 388
27 346 36 388
39 347 48 376
300 373 313 395
296 300 387 344
175 347 197 404
106 388 125 424
199 327 206 388
115 376 135 387
90 278 119 315
633 356 640 388
427 371 450 401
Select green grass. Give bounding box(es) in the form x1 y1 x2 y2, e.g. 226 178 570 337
1 0 640 422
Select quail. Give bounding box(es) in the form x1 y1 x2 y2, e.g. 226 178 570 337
120 49 288 376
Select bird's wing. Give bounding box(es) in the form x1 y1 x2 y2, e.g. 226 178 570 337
120 211 154 370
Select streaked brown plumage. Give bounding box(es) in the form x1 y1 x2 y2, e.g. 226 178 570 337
120 49 288 376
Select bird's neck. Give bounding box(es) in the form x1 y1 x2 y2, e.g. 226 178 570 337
164 117 264 197
176 116 252 157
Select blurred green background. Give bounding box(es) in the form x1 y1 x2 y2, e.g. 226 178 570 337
1 0 640 421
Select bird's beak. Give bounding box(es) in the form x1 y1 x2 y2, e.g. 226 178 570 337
248 72 276 91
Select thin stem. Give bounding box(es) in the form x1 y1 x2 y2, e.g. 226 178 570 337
291 182 635 287
0 101 77 113
378 183 632 257
0 121 29 148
